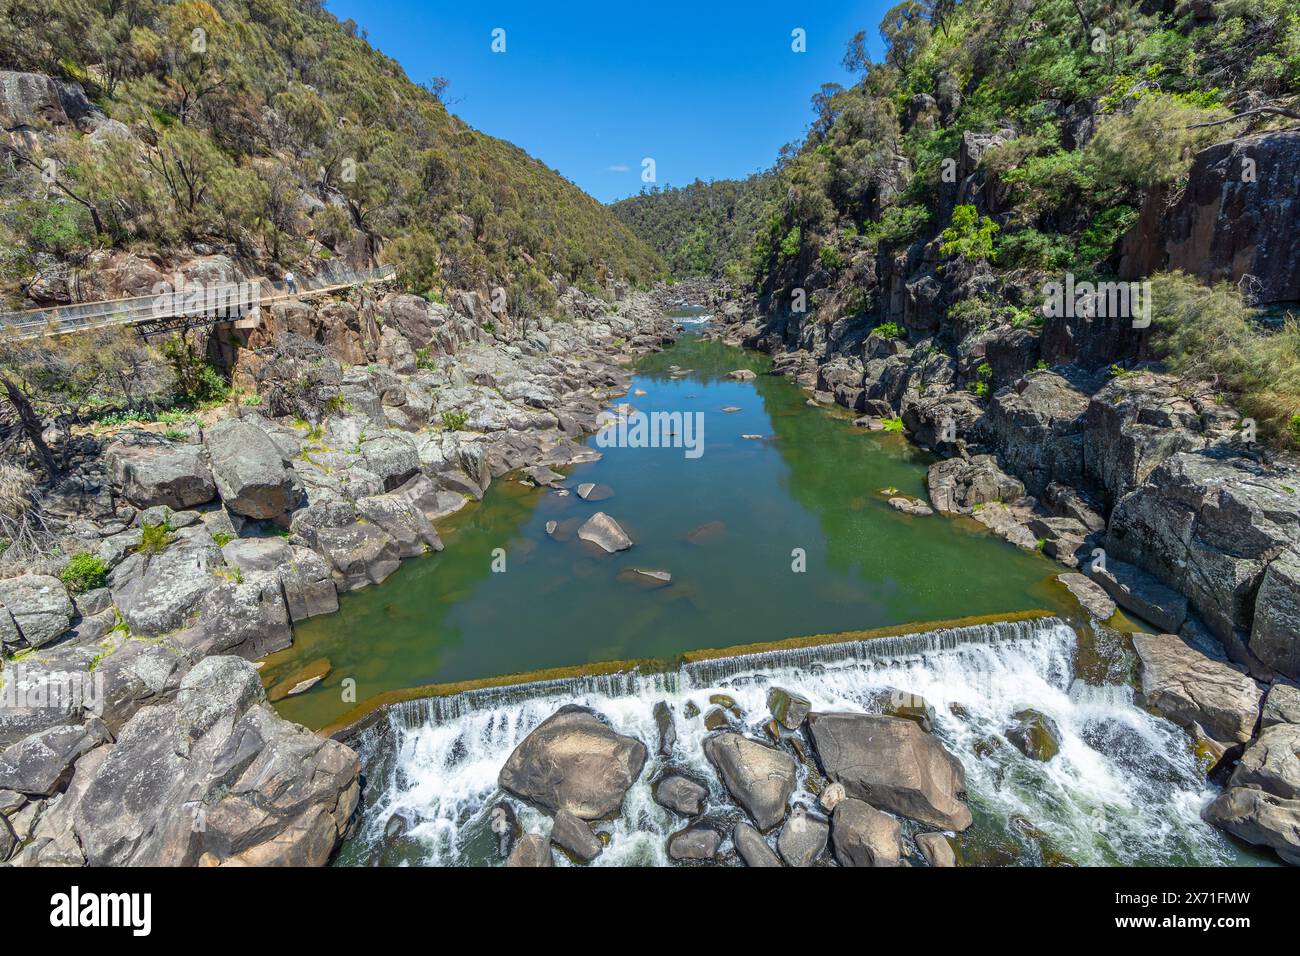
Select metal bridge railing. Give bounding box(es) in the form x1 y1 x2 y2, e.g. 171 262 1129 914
0 264 396 340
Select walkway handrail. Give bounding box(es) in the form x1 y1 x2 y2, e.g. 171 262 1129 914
0 264 396 340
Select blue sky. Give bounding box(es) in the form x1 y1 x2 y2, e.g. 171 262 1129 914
325 1 891 203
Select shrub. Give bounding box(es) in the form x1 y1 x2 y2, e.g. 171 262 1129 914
441 410 469 431
939 205 999 262
866 204 930 247
211 531 234 547
60 552 107 593
1150 272 1300 447
872 321 904 339
881 416 905 432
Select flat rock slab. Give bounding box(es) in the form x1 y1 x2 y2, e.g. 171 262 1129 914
830 797 901 867
807 712 973 831
1132 632 1262 744
576 482 614 501
1058 572 1116 620
498 705 646 819
776 806 828 866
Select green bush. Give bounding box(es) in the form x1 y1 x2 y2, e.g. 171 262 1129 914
872 321 904 339
939 205 999 262
138 520 175 556
60 552 107 593
441 410 469 431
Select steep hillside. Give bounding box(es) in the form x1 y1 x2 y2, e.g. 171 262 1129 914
685 0 1300 445
610 174 776 279
0 0 663 309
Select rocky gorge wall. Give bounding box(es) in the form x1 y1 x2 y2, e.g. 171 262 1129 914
0 280 678 866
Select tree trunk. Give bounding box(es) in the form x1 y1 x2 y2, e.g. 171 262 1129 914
2 375 57 479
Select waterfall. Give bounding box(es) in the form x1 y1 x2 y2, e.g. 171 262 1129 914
336 617 1251 867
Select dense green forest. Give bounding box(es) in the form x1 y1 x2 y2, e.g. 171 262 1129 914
0 0 664 306
610 174 776 278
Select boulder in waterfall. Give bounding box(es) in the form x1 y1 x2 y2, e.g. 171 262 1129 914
652 701 676 757
504 832 554 867
1006 709 1062 762
498 705 647 819
490 801 521 860
807 712 973 831
1202 787 1300 867
1228 723 1300 800
776 805 829 866
667 823 722 861
880 688 936 733
916 831 957 867
819 782 847 813
1132 632 1262 744
733 821 782 867
830 797 901 867
654 773 707 817
550 809 603 862
576 512 633 553
767 686 811 730
701 731 796 831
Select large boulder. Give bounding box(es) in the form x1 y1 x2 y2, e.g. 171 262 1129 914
277 546 339 621
62 658 360 866
977 372 1089 494
0 574 73 649
807 712 973 831
732 821 782 867
105 437 216 510
360 433 420 491
927 454 1025 514
701 732 796 831
776 805 828 866
1132 633 1263 745
109 534 223 636
0 722 108 797
498 706 647 820
313 523 401 591
195 570 293 660
355 493 442 558
830 797 901 867
205 419 299 520
1250 548 1300 679
1227 723 1300 800
1202 787 1300 866
0 71 69 129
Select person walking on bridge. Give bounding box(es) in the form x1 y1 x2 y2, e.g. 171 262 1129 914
283 270 297 295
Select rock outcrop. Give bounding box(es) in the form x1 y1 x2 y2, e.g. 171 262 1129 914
1132 632 1263 745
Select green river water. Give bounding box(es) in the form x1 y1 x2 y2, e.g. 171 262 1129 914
265 327 1076 731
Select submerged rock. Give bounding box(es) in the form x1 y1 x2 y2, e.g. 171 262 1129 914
576 512 633 553
1006 709 1062 762
498 705 647 819
702 732 796 831
1058 571 1117 620
807 712 973 831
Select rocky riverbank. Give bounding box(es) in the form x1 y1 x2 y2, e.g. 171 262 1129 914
0 281 677 866
702 288 1300 865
